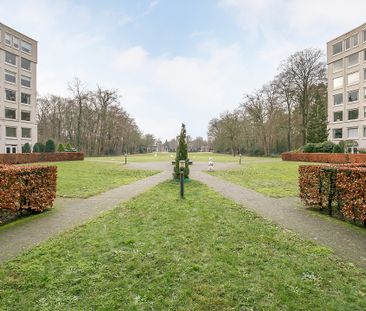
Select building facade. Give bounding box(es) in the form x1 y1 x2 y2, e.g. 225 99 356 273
327 23 366 150
0 23 37 154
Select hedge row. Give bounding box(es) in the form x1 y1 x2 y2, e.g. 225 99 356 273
0 152 84 165
299 163 366 223
282 152 366 163
0 165 57 212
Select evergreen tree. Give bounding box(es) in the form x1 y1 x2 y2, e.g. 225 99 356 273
173 124 190 179
306 87 328 143
45 139 56 153
57 143 65 152
22 143 31 153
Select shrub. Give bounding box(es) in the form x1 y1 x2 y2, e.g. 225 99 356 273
303 143 316 153
65 143 73 152
299 163 366 223
0 152 84 164
320 141 335 153
0 165 57 212
33 143 40 153
57 143 65 152
332 144 343 153
22 143 31 153
173 124 190 179
45 139 56 153
358 148 366 154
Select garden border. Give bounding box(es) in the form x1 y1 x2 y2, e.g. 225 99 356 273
0 152 84 164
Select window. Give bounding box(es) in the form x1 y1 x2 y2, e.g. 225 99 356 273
363 127 366 137
364 107 366 118
21 40 32 54
364 50 366 61
345 37 351 50
333 93 343 105
5 89 16 101
4 32 11 45
21 76 31 88
364 68 366 80
333 128 342 139
5 51 16 66
6 127 17 138
21 58 31 71
21 111 31 121
333 59 343 73
364 87 366 99
347 72 359 85
13 37 19 49
348 90 359 102
348 109 359 120
21 128 31 138
352 34 359 47
333 77 343 89
5 145 17 154
333 42 343 55
5 108 16 119
347 127 358 138
334 111 343 121
347 52 359 67
364 30 366 42
21 93 31 105
5 71 16 84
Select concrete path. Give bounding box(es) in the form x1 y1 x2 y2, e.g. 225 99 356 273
0 171 170 263
191 171 366 269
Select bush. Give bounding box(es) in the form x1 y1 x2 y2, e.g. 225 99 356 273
320 141 336 153
333 144 343 153
358 148 366 154
45 139 56 153
0 165 57 212
299 164 366 223
0 152 84 164
22 143 31 153
57 143 65 152
33 143 40 153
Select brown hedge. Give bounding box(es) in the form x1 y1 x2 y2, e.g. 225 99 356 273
0 165 57 212
0 152 84 165
299 163 366 223
282 152 366 163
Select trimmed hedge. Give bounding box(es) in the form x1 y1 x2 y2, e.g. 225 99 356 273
0 165 57 212
299 163 366 223
0 152 84 165
282 152 366 163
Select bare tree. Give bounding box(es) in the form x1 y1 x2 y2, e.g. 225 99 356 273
279 48 326 145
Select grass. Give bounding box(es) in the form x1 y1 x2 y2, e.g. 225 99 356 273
210 161 313 198
87 152 276 163
26 161 158 198
0 181 365 310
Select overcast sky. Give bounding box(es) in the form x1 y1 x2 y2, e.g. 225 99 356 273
1 0 366 140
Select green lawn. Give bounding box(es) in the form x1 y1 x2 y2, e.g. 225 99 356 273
211 161 311 198
27 161 158 198
88 152 275 163
0 181 364 310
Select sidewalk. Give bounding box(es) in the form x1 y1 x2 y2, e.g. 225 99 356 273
191 171 366 269
0 171 170 262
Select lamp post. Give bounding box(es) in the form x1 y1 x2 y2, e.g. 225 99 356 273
179 160 185 198
239 153 242 165
124 152 127 164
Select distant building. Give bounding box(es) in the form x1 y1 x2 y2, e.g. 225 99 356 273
327 22 366 151
0 23 37 154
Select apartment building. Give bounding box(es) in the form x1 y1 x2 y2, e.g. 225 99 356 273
327 22 366 150
0 22 37 154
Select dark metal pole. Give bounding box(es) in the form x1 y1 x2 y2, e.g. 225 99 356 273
125 153 127 164
180 170 184 198
239 154 242 165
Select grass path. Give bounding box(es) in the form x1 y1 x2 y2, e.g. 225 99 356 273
0 181 365 310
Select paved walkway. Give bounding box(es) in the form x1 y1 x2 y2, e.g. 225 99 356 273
0 171 170 262
191 171 366 269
